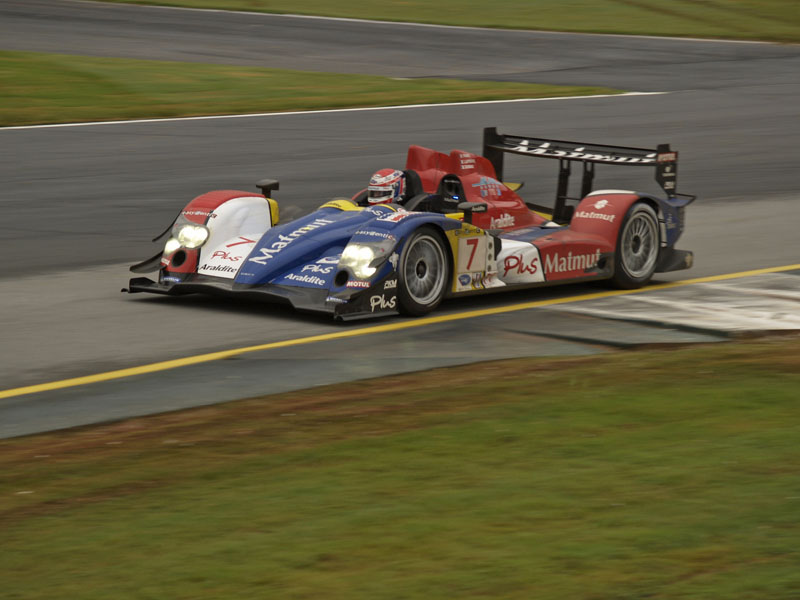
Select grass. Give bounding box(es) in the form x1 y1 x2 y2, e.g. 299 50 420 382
0 51 618 127
2 335 800 599
95 0 800 43
4 1 796 126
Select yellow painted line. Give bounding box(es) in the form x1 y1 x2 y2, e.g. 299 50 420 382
1 263 798 400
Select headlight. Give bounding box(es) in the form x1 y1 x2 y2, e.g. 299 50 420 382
339 239 395 279
175 224 209 249
340 244 377 278
164 238 181 254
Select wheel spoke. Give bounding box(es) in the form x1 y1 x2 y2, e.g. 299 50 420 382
402 234 446 305
621 209 658 279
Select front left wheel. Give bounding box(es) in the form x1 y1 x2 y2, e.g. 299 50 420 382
397 226 450 316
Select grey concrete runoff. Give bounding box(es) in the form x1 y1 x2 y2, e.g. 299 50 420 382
560 273 800 333
2 271 797 440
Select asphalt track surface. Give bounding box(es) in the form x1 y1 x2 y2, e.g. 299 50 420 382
1 0 799 436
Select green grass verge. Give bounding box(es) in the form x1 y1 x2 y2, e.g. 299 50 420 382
96 0 800 43
0 51 618 127
2 336 800 599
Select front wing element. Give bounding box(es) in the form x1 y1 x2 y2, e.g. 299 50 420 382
124 276 400 321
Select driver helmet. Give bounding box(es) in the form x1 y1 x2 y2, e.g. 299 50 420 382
368 168 406 205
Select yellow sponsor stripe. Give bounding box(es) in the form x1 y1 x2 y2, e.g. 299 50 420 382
1 263 798 400
318 198 363 211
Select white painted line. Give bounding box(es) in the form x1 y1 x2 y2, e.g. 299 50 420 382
0 92 667 132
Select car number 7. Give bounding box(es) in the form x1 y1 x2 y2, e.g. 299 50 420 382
457 236 487 273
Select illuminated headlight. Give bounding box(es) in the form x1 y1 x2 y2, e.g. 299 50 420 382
340 239 395 279
340 244 377 278
175 224 209 249
164 238 181 254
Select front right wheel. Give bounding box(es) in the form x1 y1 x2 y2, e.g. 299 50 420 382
612 202 660 289
396 226 450 316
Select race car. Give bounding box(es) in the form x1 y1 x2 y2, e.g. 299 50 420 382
124 127 694 319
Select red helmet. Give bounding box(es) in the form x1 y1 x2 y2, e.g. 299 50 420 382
368 168 406 205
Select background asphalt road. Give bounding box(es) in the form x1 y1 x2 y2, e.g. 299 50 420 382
2 0 799 278
1 1 798 435
3 0 799 90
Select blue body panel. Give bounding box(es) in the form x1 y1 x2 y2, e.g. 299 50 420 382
234 204 460 297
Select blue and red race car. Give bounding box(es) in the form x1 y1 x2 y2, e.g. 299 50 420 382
125 128 694 319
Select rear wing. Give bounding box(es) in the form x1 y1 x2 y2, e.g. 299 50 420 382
482 127 690 223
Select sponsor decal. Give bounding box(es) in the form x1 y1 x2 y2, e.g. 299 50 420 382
284 273 326 286
482 271 500 288
182 210 217 219
249 217 333 265
458 154 476 170
326 296 347 304
198 263 238 274
471 176 503 198
657 152 677 163
302 264 333 274
211 250 242 262
388 252 399 269
457 236 487 273
456 271 503 291
356 230 395 240
490 213 515 228
226 236 256 247
384 279 397 290
503 254 539 278
370 294 397 312
198 238 259 278
511 140 656 164
316 255 340 264
378 210 412 223
454 272 475 291
471 271 502 290
162 276 181 283
593 199 609 210
452 224 483 237
346 280 371 289
660 162 677 191
497 244 545 284
573 210 616 223
198 236 257 278
544 249 602 274
365 205 392 217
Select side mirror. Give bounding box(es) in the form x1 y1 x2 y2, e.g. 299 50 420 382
457 201 488 224
256 178 280 197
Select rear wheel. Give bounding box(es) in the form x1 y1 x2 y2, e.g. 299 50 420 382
612 202 660 289
397 226 450 316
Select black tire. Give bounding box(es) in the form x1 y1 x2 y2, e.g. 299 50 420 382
396 226 450 316
612 202 660 289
